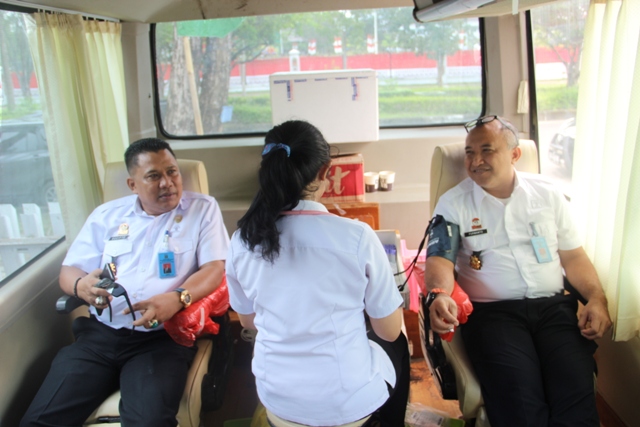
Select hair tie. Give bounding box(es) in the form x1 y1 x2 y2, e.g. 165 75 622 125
262 142 290 157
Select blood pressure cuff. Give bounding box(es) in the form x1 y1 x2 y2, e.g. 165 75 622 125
426 214 460 265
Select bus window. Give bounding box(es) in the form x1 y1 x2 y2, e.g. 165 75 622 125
0 9 65 283
153 7 483 138
532 0 589 197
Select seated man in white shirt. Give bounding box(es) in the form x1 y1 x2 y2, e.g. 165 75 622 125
424 116 612 427
21 138 230 427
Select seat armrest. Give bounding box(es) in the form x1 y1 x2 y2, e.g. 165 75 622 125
563 276 587 305
56 295 88 314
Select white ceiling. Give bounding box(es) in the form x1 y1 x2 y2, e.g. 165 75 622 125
1 0 561 23
1 0 412 22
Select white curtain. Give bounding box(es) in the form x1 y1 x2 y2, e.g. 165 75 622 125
571 0 640 341
25 13 128 240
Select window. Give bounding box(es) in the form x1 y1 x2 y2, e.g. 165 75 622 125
0 9 64 283
153 8 483 137
531 0 589 196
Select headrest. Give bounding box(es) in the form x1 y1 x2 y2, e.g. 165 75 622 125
429 139 539 215
102 158 209 203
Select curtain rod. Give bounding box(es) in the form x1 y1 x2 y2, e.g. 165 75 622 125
0 0 120 22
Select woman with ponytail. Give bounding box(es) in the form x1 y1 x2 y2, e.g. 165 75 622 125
226 120 410 427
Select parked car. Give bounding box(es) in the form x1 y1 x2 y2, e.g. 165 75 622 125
548 117 575 171
0 122 57 206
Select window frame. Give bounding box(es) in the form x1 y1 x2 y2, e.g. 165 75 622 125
150 15 487 141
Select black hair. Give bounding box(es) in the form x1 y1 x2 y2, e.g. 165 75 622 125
124 138 177 174
237 120 331 263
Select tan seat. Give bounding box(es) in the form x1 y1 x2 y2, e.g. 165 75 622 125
82 158 216 427
424 139 539 427
266 409 371 427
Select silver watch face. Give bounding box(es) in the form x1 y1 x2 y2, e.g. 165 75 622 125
182 291 192 305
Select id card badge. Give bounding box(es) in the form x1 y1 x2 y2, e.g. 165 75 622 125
529 222 552 263
158 251 176 278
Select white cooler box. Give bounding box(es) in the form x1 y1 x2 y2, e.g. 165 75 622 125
269 69 379 143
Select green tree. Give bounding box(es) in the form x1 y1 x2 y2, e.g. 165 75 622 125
388 10 477 87
1 12 17 111
1 12 35 109
155 23 174 101
532 0 589 87
161 15 302 134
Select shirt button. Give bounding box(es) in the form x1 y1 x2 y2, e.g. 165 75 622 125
141 268 146 272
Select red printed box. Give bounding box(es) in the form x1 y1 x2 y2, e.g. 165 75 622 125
320 153 364 203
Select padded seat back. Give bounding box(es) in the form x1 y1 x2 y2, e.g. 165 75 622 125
430 139 538 214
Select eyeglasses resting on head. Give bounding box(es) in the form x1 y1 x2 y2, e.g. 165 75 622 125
464 115 519 144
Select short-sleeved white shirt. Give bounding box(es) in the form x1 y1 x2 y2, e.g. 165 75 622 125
226 200 403 426
434 171 582 302
64 191 230 330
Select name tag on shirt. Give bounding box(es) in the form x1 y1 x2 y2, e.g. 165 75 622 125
531 236 553 263
464 229 487 237
109 235 129 241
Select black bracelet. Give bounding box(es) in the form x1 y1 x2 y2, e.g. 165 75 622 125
73 277 82 299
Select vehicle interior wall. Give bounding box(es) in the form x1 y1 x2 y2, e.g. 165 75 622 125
0 243 74 426
2 4 638 425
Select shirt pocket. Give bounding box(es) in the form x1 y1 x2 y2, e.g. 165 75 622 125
166 238 193 255
462 233 494 253
532 220 559 255
102 240 133 264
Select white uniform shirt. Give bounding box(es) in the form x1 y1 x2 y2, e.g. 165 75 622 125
226 200 403 426
64 191 230 330
434 171 582 302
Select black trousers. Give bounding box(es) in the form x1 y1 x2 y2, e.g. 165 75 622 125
461 294 599 427
20 316 197 427
365 331 411 427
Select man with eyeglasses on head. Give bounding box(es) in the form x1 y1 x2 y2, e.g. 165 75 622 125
423 115 611 427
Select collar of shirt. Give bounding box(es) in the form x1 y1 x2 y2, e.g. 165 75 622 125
471 168 525 208
131 193 192 217
291 199 329 213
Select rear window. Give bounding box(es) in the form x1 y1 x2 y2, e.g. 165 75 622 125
152 7 484 138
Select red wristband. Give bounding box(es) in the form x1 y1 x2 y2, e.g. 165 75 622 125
429 288 449 296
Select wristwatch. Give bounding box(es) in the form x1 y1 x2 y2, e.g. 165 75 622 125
426 288 449 309
174 288 192 309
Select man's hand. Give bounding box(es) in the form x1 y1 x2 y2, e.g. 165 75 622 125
428 294 459 335
578 296 612 340
559 247 613 340
73 268 113 309
125 292 183 329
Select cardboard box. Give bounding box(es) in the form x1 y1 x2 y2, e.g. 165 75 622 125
324 202 379 230
320 153 364 203
269 69 379 143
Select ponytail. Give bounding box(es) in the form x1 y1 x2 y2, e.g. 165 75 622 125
237 121 331 262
